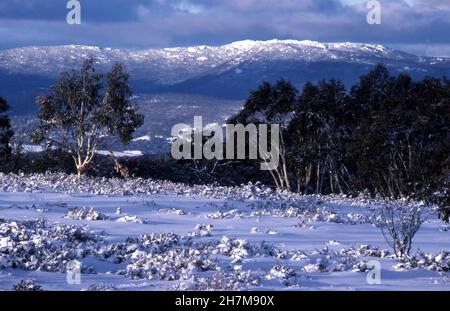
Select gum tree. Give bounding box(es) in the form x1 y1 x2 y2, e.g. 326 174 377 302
228 80 297 191
31 59 144 177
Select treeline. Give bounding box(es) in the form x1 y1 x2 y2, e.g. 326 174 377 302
0 97 14 163
228 64 449 204
0 64 448 208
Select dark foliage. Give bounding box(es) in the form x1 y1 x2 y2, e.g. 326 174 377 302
228 64 449 216
30 59 144 177
0 96 14 170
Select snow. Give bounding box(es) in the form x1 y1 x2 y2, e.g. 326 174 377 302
196 56 208 62
22 144 43 153
2 39 443 86
95 150 143 158
21 144 143 158
132 135 151 142
0 173 449 291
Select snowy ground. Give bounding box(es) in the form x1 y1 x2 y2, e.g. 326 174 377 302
0 173 449 291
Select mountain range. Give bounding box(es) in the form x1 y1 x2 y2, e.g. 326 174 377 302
1 39 450 114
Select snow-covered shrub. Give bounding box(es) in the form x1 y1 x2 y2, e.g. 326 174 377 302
291 250 308 261
300 245 386 273
353 261 375 273
165 208 186 215
189 224 213 237
97 232 192 264
250 227 261 233
96 243 130 264
265 229 279 235
216 236 251 259
12 279 43 291
257 241 283 257
116 215 146 224
215 237 283 261
266 202 369 226
138 233 191 253
175 270 261 291
356 244 390 258
122 248 217 280
267 265 298 286
303 260 328 273
0 172 311 200
65 207 109 221
207 209 242 219
0 219 99 273
346 212 368 224
394 250 450 272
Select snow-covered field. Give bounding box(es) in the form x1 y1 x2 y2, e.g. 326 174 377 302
0 173 449 291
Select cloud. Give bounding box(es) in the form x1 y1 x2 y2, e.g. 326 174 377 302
0 0 449 56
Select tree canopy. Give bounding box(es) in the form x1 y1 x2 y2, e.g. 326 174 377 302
31 59 144 177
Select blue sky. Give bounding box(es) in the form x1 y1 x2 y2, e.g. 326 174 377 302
0 0 449 56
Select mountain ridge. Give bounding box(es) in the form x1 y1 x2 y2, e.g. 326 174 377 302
1 39 450 114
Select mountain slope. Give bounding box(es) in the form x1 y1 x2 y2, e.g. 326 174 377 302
1 39 450 114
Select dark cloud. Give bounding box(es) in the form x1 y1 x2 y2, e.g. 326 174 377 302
0 0 150 22
0 0 449 56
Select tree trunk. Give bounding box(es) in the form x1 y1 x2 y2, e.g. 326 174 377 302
305 163 312 195
76 168 82 178
76 164 88 178
316 162 320 194
282 159 291 192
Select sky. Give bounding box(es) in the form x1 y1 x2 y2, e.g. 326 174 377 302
0 0 449 57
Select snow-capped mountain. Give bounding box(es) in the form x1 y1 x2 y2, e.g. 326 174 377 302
1 39 450 114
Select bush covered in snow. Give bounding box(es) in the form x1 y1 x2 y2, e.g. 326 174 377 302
175 270 261 291
394 250 450 272
0 172 447 290
122 248 218 281
189 224 214 237
0 218 99 273
65 207 109 221
12 279 43 291
116 215 146 224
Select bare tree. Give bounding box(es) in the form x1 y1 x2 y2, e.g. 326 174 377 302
374 203 429 259
31 59 144 177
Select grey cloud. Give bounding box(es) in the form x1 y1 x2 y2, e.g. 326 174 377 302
0 0 449 56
